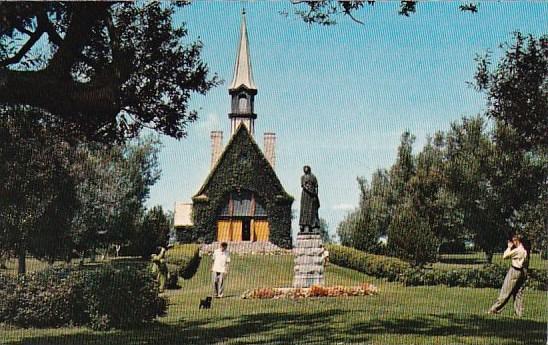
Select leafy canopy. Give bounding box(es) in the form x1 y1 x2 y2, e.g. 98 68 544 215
0 2 220 142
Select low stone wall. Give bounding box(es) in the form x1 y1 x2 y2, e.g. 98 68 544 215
200 241 291 255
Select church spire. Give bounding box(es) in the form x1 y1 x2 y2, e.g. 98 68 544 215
229 10 257 136
229 9 257 91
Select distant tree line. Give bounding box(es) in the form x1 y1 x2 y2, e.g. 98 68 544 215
0 107 172 274
338 33 547 266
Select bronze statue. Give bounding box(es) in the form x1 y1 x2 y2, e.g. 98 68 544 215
299 165 320 233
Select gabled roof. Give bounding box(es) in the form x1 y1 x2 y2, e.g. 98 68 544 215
193 124 288 198
229 11 257 91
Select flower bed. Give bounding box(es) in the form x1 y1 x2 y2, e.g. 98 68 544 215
241 283 378 299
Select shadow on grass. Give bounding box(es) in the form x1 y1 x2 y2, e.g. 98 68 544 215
6 311 545 345
348 313 545 345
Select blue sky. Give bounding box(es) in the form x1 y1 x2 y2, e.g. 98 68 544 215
146 1 547 239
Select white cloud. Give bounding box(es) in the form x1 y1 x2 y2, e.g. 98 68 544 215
331 203 355 211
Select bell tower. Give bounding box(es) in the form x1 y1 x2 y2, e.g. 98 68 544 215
229 9 257 136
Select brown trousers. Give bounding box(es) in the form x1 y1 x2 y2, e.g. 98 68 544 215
489 267 527 316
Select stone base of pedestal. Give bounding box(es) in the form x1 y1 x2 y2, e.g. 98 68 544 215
292 233 325 288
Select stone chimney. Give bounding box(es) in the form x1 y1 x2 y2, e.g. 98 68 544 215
210 131 223 168
264 132 276 169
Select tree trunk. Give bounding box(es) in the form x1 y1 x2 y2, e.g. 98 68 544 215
79 250 86 266
17 248 26 275
436 243 443 262
90 247 96 263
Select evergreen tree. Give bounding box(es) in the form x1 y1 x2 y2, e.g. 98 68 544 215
387 197 439 266
337 170 390 253
127 206 172 258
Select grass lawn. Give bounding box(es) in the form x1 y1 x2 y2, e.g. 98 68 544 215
2 257 52 276
1 255 546 345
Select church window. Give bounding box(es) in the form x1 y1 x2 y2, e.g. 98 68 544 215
238 94 248 113
218 190 266 218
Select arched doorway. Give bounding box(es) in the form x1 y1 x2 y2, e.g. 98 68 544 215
217 190 269 242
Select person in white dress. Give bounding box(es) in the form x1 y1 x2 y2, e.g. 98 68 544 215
211 242 231 298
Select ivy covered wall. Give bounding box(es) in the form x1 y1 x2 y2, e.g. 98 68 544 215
190 125 294 248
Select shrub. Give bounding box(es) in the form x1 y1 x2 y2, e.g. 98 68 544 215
326 244 410 281
165 264 180 289
526 268 548 290
401 265 547 290
0 264 167 330
328 244 547 291
0 274 17 323
165 244 201 280
0 268 85 328
78 264 167 330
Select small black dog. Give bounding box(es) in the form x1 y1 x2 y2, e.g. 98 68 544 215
199 296 212 309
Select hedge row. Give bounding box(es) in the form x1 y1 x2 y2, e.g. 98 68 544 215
0 264 167 330
400 266 507 288
326 244 410 281
327 244 548 291
401 266 548 290
165 244 201 285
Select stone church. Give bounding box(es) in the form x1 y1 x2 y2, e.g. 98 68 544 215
174 12 293 249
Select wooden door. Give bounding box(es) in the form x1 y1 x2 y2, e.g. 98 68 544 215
250 219 255 241
231 220 243 241
253 220 269 241
217 220 231 241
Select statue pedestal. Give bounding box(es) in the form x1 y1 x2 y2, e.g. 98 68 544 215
292 233 324 288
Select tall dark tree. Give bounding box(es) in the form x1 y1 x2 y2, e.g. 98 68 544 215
337 171 390 253
474 33 548 151
410 136 463 250
473 33 548 253
443 116 505 262
69 137 161 260
387 197 439 266
389 131 416 204
0 2 219 142
126 205 172 258
0 107 78 273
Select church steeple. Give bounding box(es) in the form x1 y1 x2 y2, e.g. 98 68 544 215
229 9 256 92
229 9 257 136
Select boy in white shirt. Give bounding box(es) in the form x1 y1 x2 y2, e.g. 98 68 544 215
211 242 230 298
488 234 529 317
